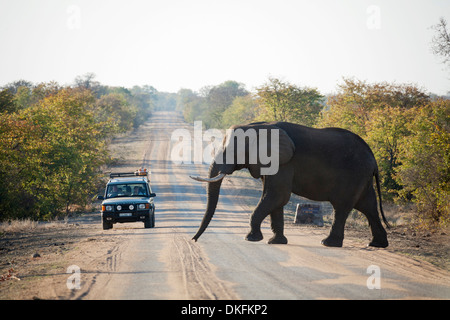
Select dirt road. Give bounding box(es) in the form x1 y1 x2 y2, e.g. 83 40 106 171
75 111 448 300
2 111 448 300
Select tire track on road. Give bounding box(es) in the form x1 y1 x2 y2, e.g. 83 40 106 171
147 113 238 300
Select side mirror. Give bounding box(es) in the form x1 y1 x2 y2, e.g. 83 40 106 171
97 195 104 200
149 193 156 198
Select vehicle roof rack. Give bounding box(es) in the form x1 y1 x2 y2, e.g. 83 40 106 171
109 168 149 179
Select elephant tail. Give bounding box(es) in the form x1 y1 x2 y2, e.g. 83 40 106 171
374 169 391 229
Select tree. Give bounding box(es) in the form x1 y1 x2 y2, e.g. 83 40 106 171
0 89 16 113
319 78 429 135
2 80 34 95
176 88 206 124
431 17 450 68
203 81 248 128
20 88 109 218
396 100 450 229
222 94 258 128
94 92 137 133
74 72 98 89
255 77 324 126
176 81 249 128
0 87 112 220
365 106 415 195
73 73 106 97
0 78 155 221
130 85 156 126
13 86 32 110
318 78 430 196
0 113 44 220
155 91 176 111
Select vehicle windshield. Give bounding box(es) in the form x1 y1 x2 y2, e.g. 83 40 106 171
106 183 148 198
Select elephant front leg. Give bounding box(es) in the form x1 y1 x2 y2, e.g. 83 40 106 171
246 174 291 244
245 209 265 242
245 198 270 242
245 201 288 244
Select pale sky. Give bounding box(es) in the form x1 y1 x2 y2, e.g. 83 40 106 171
0 0 449 94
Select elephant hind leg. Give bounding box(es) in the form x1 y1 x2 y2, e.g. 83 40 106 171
354 184 388 248
321 205 351 247
268 206 288 244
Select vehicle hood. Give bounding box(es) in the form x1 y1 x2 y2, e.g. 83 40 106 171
102 197 150 204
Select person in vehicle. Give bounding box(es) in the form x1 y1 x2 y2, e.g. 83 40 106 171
108 185 120 198
133 186 146 196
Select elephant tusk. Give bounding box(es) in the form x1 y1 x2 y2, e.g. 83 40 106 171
190 173 226 183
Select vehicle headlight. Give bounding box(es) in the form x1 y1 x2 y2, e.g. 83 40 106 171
138 203 149 210
129 204 134 210
116 205 122 211
102 205 113 211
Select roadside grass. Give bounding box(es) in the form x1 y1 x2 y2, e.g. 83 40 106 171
0 218 68 235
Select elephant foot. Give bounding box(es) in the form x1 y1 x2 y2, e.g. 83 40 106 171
368 238 389 248
321 235 343 247
245 231 263 242
268 235 288 244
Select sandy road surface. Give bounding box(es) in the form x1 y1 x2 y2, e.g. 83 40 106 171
73 111 449 300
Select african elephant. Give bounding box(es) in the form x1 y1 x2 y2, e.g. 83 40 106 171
190 122 390 248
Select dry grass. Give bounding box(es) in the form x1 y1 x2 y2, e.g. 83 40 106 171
0 218 68 234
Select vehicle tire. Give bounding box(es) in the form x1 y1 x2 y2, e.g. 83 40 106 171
103 219 113 230
144 212 155 228
144 215 152 228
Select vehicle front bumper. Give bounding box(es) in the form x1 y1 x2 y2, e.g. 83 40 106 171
102 210 151 223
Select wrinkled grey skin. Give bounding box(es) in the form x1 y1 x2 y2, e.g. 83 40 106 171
191 122 390 248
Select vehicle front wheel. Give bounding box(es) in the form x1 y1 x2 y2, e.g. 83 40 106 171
103 219 113 230
144 213 155 228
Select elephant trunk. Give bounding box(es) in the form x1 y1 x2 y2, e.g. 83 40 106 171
192 161 224 241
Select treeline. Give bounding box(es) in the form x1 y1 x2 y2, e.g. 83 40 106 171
176 78 324 129
319 79 449 229
0 74 159 221
175 77 449 229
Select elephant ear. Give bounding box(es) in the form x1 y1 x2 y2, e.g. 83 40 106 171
247 124 295 178
277 127 296 164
